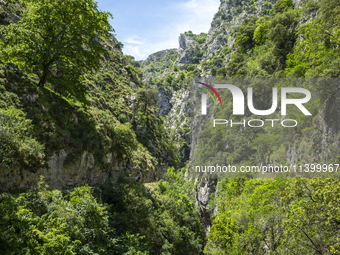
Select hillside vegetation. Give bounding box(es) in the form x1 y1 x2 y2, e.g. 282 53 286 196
1 0 340 254
141 0 340 254
0 0 178 183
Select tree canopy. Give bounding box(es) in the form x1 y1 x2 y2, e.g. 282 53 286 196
0 0 113 103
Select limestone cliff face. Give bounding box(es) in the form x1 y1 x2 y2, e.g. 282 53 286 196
287 88 340 167
143 1 282 231
176 34 200 65
0 151 110 191
0 150 158 191
157 88 173 117
169 0 279 75
194 177 217 233
148 0 340 232
141 49 178 83
165 89 190 129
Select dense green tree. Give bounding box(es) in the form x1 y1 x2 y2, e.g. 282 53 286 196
0 179 118 255
281 179 340 254
253 17 271 45
287 0 340 81
205 178 340 255
102 169 204 255
0 0 113 103
234 17 258 53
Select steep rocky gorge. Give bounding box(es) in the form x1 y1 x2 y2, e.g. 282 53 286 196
143 0 340 232
2 0 340 253
142 0 282 232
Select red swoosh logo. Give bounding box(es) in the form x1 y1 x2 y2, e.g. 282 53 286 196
198 82 223 106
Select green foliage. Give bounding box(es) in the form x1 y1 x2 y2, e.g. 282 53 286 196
0 107 44 169
141 49 178 76
216 67 228 78
0 0 178 175
101 173 205 254
226 3 298 77
125 65 143 83
281 179 340 254
113 123 138 158
285 0 340 104
165 73 174 85
0 179 117 255
205 178 340 254
253 17 271 45
273 0 294 13
134 88 179 168
123 55 141 68
0 0 113 103
184 31 208 45
235 17 258 52
269 10 298 69
0 1 197 254
202 56 225 74
287 18 340 81
185 64 197 72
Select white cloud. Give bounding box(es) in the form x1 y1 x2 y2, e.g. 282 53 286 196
122 0 220 60
175 0 220 34
124 45 144 59
124 38 177 60
125 36 144 45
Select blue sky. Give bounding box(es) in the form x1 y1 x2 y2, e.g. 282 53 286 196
96 0 220 60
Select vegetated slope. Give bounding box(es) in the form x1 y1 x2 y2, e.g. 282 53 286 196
1 0 340 254
140 0 280 167
191 0 340 171
0 1 206 254
142 0 340 169
201 1 340 253
142 0 340 253
0 0 178 190
205 178 340 254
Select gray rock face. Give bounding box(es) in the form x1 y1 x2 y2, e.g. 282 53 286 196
202 0 273 62
0 151 109 191
292 0 302 6
165 89 190 129
176 34 199 65
178 34 188 50
195 178 217 233
157 88 173 117
0 150 158 191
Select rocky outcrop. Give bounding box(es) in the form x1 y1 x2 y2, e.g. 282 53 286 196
195 178 217 233
157 87 173 117
0 149 158 191
176 34 200 65
166 89 190 129
141 49 178 83
292 0 302 6
0 151 108 191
